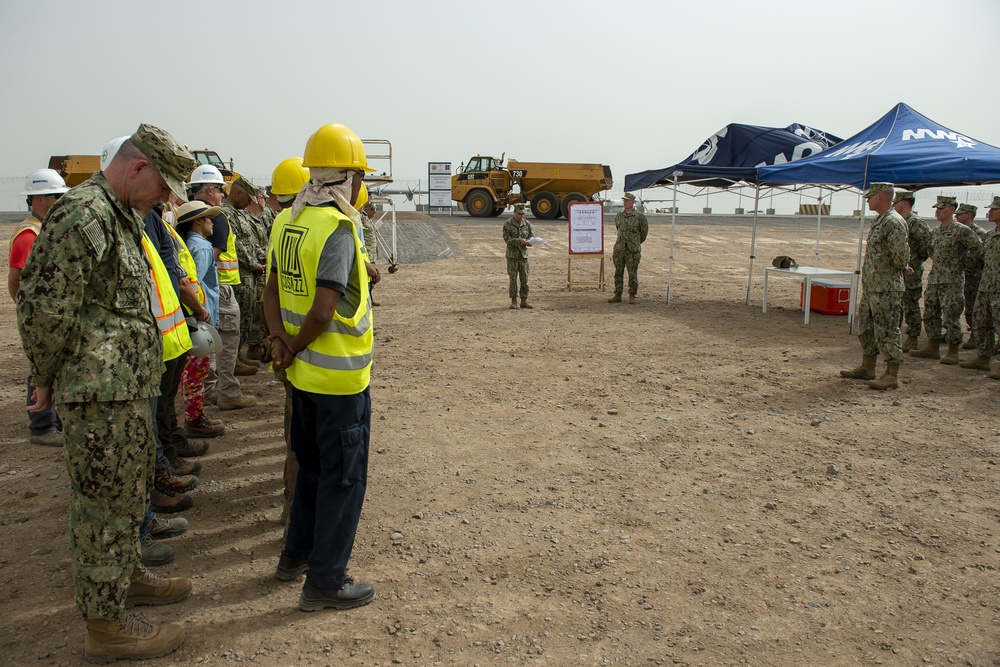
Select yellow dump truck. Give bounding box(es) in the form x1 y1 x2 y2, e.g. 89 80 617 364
452 155 613 219
47 155 100 187
48 148 236 190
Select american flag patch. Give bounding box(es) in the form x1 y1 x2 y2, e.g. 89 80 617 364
81 220 107 256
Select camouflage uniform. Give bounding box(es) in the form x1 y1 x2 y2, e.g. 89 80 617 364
612 209 649 298
973 228 1000 357
15 173 164 619
224 203 264 350
857 209 909 363
360 211 377 262
503 213 533 299
962 222 988 332
923 221 982 344
902 212 932 336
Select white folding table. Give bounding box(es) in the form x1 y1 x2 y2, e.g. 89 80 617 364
762 266 857 325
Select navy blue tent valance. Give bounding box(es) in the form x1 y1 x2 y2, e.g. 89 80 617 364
625 123 841 191
758 103 1000 189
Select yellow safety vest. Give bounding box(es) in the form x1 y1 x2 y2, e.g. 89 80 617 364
9 214 40 255
141 233 193 361
270 206 373 395
162 219 206 311
217 211 240 285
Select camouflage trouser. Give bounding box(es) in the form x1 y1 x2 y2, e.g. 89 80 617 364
61 399 153 619
902 273 924 336
964 270 982 332
233 278 264 350
613 246 641 297
857 290 903 363
922 282 965 344
972 290 1000 357
507 256 529 299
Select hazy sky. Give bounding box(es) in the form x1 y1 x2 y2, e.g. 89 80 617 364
2 0 998 212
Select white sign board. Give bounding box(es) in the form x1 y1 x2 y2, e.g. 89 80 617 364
568 202 605 254
428 162 451 211
429 190 452 207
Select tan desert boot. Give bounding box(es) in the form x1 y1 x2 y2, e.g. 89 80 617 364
126 565 192 607
868 362 900 390
959 355 992 371
909 339 941 359
608 294 622 303
520 299 533 309
509 298 517 310
840 354 877 380
940 343 960 365
901 335 918 352
85 613 185 663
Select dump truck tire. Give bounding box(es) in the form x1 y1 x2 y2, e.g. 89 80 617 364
530 191 559 220
466 189 495 217
490 206 505 217
561 192 587 218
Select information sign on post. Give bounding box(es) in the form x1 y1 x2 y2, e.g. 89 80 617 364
566 201 605 290
428 162 451 213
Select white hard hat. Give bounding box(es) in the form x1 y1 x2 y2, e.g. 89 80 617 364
20 168 69 196
187 164 226 188
186 319 223 357
100 135 131 172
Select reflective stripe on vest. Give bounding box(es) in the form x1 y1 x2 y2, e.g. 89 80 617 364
217 211 240 284
163 218 206 311
271 206 373 395
141 233 193 361
9 215 41 255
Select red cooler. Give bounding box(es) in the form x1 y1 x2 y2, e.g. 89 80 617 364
799 279 851 315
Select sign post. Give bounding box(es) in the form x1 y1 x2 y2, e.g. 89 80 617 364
566 201 605 290
428 162 451 214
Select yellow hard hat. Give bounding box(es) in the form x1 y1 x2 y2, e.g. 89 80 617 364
302 123 375 172
354 181 369 210
270 157 310 196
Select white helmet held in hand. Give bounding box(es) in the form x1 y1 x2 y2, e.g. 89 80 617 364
20 168 69 196
187 319 223 357
187 164 226 188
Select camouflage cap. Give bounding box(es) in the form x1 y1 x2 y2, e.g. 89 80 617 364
129 123 197 203
861 182 894 198
232 175 260 199
932 195 958 209
956 203 978 216
622 193 637 201
988 195 1000 209
513 203 527 214
892 190 916 204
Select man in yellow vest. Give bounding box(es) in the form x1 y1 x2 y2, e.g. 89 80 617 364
264 123 377 611
10 168 68 446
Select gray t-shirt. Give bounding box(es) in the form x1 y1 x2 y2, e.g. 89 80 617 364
271 214 360 316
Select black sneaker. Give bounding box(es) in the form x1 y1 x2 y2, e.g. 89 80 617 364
299 578 375 611
275 552 309 581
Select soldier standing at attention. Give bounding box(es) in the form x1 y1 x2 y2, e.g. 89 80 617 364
15 125 195 662
961 196 1000 376
503 203 533 309
910 196 982 365
609 193 648 304
892 191 932 352
9 168 68 446
956 203 988 349
840 183 910 390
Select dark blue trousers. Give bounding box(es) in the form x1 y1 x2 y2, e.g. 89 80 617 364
285 386 370 590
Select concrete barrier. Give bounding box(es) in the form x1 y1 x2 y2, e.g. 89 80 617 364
797 204 831 215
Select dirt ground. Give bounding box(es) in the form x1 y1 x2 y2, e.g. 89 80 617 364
1 212 998 667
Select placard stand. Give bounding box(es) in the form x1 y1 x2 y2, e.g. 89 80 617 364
566 201 605 291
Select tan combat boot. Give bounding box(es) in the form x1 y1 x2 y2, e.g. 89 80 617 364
840 354 877 380
940 343 960 365
961 336 977 350
126 565 192 607
989 367 1000 380
218 394 257 411
608 294 622 303
959 355 992 371
509 298 517 310
901 335 918 353
85 613 185 663
909 339 941 359
868 362 900 390
628 294 637 304
234 361 258 376
520 298 533 309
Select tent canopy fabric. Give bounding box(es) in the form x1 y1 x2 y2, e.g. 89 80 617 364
624 123 842 191
757 102 1000 189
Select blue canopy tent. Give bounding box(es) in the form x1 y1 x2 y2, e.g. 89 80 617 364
624 123 842 302
759 102 1000 327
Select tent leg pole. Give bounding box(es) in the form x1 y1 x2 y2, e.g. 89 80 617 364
668 175 677 304
746 186 761 305
815 190 823 266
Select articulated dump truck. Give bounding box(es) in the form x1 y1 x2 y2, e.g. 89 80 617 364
452 155 613 219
